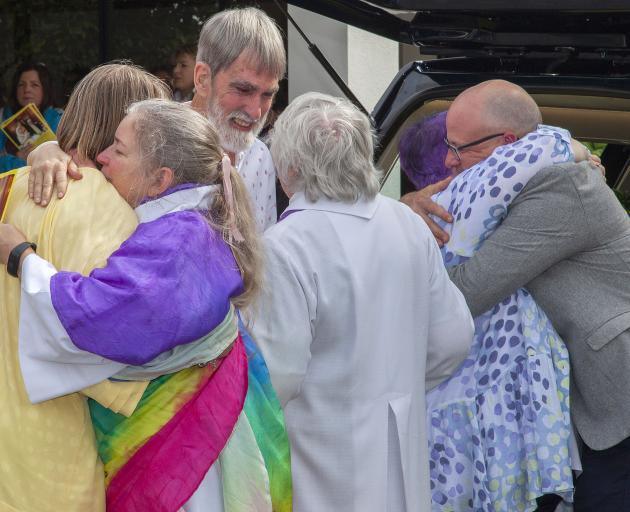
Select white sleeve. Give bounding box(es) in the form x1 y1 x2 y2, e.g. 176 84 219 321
424 238 474 391
248 237 314 406
18 253 125 403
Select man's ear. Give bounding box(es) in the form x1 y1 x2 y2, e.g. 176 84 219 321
147 167 174 198
504 132 518 143
192 62 212 115
194 62 212 98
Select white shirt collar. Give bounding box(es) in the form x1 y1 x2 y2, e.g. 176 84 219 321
282 191 381 220
135 185 219 224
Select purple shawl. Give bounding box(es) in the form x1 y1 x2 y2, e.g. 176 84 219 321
51 210 243 365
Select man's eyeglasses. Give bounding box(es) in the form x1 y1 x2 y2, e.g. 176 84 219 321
443 133 504 162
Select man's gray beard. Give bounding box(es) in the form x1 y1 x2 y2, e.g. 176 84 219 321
207 97 267 154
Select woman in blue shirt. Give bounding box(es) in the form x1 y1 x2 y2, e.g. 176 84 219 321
0 62 63 172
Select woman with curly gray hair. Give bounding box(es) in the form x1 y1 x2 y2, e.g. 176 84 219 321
251 92 474 512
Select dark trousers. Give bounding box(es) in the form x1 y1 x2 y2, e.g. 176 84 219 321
535 494 561 512
574 435 630 511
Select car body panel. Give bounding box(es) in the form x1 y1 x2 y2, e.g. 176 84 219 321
288 0 630 54
374 59 630 157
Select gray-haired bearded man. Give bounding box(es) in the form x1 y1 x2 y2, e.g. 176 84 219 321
190 7 285 230
27 7 285 231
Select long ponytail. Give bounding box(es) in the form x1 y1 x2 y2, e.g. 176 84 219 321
211 160 263 308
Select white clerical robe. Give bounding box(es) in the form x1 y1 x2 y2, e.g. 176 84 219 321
250 192 474 512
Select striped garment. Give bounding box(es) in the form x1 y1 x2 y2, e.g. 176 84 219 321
89 328 292 511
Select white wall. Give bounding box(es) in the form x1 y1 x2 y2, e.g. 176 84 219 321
287 5 398 112
347 26 398 112
287 6 349 101
287 6 401 198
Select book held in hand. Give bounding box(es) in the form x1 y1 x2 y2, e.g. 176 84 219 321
0 169 17 222
1 103 56 151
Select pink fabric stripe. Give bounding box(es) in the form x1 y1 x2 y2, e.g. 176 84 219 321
106 336 248 512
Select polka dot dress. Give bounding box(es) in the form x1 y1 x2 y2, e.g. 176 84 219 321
427 126 579 511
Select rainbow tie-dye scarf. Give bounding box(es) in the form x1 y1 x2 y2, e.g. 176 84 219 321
239 322 292 511
89 330 292 511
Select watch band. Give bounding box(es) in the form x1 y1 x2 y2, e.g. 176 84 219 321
7 241 37 278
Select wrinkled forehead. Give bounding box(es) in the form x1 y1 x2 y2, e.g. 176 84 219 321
216 54 279 94
446 95 493 142
232 49 282 82
115 113 140 142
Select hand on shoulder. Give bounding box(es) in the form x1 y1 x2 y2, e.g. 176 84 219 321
27 142 83 205
400 176 454 246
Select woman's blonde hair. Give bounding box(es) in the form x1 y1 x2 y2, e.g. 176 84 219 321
127 99 262 308
57 62 171 163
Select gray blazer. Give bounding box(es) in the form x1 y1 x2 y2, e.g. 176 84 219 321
449 161 630 450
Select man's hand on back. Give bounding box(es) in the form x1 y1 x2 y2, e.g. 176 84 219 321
27 143 82 206
588 153 606 177
400 176 454 247
571 139 606 177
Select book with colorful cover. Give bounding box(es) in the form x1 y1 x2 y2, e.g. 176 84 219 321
1 103 56 151
0 169 17 222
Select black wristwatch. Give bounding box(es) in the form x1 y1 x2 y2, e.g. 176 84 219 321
7 241 37 278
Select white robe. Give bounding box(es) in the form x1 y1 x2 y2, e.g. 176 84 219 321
250 192 474 512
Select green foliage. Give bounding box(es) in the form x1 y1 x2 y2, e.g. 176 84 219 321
0 0 262 106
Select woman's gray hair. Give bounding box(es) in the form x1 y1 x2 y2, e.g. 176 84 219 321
126 98 263 308
127 99 222 188
270 92 382 202
197 7 286 81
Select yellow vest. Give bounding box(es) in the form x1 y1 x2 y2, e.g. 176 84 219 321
0 168 147 512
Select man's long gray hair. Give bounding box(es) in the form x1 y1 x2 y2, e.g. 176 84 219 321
197 7 286 80
270 92 382 202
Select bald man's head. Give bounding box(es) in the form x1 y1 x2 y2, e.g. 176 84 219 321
444 80 542 173
469 80 541 136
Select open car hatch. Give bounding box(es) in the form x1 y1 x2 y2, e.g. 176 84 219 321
288 1 630 59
